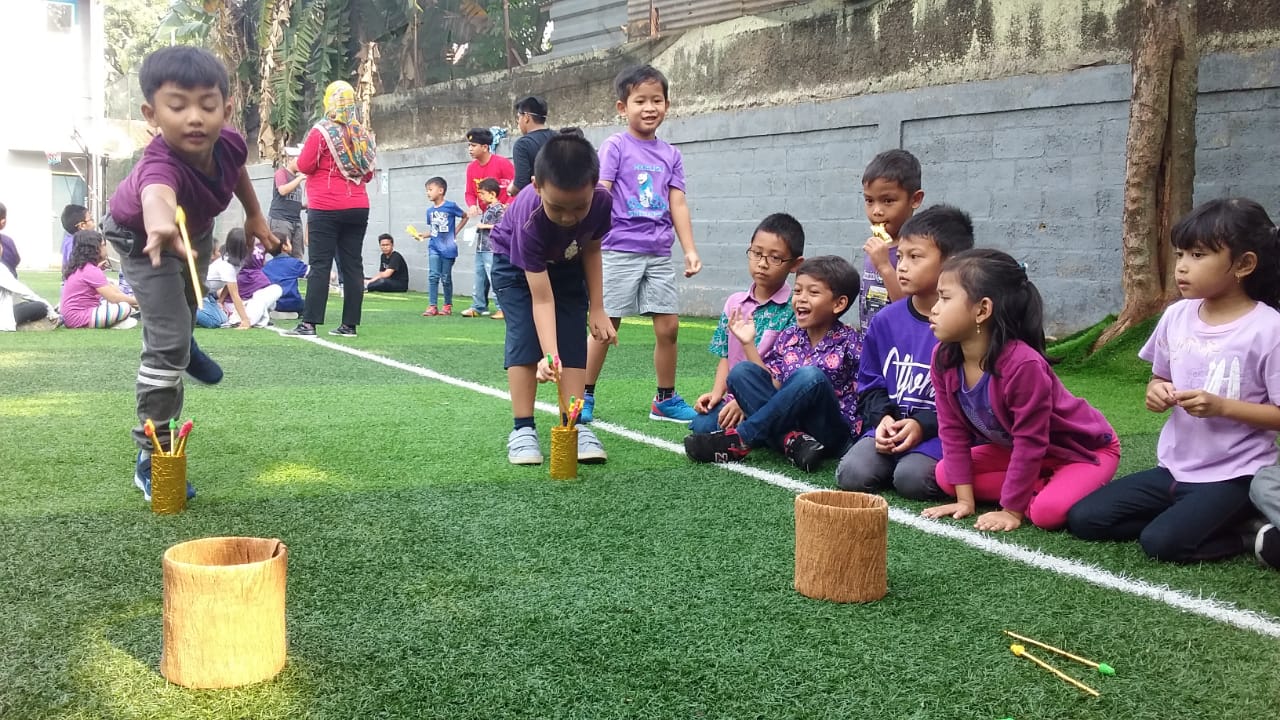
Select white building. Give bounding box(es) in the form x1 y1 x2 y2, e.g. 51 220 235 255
0 0 105 271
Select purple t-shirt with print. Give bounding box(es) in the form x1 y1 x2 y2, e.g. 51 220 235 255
764 321 863 436
237 245 271 297
490 185 612 273
598 132 685 256
109 127 247 238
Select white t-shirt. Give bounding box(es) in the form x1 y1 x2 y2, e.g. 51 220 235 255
1141 299 1280 483
206 258 237 297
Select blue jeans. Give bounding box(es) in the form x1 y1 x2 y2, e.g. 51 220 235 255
428 252 456 307
471 251 499 312
726 362 852 455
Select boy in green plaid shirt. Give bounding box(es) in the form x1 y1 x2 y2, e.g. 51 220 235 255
690 213 804 432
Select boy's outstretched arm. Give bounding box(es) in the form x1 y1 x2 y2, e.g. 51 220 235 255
581 239 617 347
669 188 700 277
235 167 280 254
140 184 181 267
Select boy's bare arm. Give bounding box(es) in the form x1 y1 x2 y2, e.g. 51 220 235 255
526 269 560 368
581 239 617 346
669 188 700 277
235 167 280 254
140 183 181 267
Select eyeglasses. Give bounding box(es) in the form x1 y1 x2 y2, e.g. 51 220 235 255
746 248 793 267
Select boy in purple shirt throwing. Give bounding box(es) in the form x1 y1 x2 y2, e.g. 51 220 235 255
837 205 975 499
490 129 617 466
685 256 863 472
102 46 277 502
691 213 804 434
583 65 703 424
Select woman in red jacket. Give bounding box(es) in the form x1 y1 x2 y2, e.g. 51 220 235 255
288 80 376 338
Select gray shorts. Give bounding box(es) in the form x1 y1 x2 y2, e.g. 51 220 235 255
601 250 678 317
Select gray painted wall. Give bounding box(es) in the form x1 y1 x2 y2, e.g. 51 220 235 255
239 48 1280 335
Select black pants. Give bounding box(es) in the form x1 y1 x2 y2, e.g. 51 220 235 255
14 301 48 325
1067 467 1253 563
304 208 368 327
366 278 406 293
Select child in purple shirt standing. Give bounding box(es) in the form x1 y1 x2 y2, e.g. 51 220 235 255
490 129 617 466
924 249 1119 532
102 46 277 501
685 256 863 472
837 205 975 500
583 65 703 424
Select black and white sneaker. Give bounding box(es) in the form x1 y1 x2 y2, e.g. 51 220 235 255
287 322 316 336
1255 524 1280 570
783 430 826 472
684 429 750 464
328 324 357 337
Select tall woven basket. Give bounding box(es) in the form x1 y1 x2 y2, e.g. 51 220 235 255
794 491 888 603
161 537 288 688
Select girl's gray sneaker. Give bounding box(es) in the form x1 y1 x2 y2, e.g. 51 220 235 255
507 427 543 465
577 426 607 464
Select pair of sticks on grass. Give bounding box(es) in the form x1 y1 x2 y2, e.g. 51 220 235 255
1005 629 1115 698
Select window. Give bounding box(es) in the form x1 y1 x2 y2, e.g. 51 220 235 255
47 0 76 33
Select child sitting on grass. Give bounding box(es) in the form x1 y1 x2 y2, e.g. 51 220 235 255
684 256 862 472
690 213 803 433
1069 198 1280 562
59 230 139 329
836 205 974 499
489 129 616 466
923 249 1119 532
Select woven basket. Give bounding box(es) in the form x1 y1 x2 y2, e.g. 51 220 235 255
150 454 186 515
794 491 888 603
550 426 578 480
161 537 288 688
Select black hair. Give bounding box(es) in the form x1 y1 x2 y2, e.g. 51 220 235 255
223 228 249 268
934 248 1046 375
614 65 669 102
426 177 447 192
477 178 501 195
139 46 229 104
466 128 493 147
378 233 394 244
61 204 89 235
64 230 105 279
753 213 805 258
795 255 860 318
533 128 599 191
898 204 975 259
862 149 922 195
1171 197 1280 309
0 202 6 221
514 95 548 122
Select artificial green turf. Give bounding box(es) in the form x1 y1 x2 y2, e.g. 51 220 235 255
2 272 1279 719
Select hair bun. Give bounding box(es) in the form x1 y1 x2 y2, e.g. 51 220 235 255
557 127 585 139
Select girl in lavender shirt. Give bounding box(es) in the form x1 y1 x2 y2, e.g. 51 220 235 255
923 249 1120 532
1069 199 1280 563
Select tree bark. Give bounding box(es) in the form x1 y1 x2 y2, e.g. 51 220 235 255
1094 0 1198 349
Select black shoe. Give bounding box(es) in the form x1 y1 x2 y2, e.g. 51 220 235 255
186 337 223 384
783 430 826 472
328 324 357 337
287 322 316 336
1256 524 1280 570
684 430 750 464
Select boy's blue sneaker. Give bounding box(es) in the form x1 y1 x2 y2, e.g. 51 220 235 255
186 337 223 384
134 450 196 502
650 393 697 423
580 393 594 424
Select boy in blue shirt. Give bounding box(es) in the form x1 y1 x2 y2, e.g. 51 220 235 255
836 204 974 499
412 177 468 316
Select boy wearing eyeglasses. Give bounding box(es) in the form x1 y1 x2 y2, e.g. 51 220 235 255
690 213 804 434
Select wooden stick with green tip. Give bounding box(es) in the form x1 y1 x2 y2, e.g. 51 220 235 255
1010 644 1099 697
1004 630 1115 676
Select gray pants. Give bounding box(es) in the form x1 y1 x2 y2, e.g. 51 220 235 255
1251 465 1280 527
835 435 942 500
111 217 213 451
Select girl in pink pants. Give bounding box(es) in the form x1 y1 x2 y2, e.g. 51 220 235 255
922 249 1120 532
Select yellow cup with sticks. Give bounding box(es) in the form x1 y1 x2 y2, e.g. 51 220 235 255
145 418 194 514
546 354 584 480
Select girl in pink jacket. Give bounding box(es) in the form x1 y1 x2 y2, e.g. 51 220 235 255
922 249 1120 531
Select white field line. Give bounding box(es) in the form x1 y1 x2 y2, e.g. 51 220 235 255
282 331 1280 639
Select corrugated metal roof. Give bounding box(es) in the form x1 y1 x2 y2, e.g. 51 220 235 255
626 0 800 34
548 0 629 59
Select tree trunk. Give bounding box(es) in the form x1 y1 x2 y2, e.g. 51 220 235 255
1094 0 1198 349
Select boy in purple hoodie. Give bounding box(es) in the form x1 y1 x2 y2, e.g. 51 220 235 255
837 205 974 499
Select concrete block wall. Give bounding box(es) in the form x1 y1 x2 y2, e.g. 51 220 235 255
236 48 1280 335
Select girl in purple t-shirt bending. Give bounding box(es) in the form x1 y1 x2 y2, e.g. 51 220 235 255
923 249 1120 532
59 230 139 330
1069 198 1280 563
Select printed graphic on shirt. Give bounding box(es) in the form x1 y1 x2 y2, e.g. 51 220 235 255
1163 333 1244 400
882 347 935 405
626 167 668 217
429 209 454 236
1204 356 1242 400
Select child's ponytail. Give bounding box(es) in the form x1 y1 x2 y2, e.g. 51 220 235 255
937 249 1047 374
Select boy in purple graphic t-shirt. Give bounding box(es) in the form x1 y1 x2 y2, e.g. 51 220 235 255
582 65 703 426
